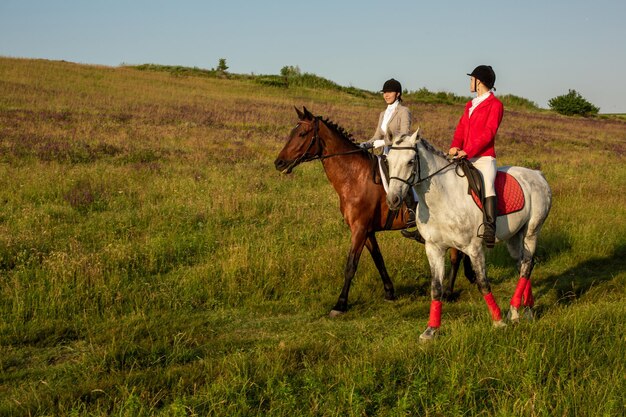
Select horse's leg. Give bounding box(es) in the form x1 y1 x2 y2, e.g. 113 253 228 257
443 249 478 301
420 243 447 341
364 232 396 301
520 234 537 313
329 227 368 317
506 230 524 322
463 253 476 284
469 248 506 328
443 248 461 301
508 231 538 322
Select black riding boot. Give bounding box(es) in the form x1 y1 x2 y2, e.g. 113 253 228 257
401 192 424 242
482 196 497 248
405 191 417 228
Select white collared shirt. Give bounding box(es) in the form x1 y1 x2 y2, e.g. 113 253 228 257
469 91 493 117
380 100 399 133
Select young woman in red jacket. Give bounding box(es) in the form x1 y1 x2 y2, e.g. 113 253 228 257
448 65 503 248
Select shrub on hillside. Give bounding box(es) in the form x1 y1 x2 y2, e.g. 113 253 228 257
499 94 540 111
403 88 469 105
132 64 217 78
254 67 370 97
216 58 229 73
280 65 301 78
255 76 288 88
549 89 599 116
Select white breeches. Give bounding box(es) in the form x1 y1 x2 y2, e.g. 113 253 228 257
470 156 497 197
378 155 389 192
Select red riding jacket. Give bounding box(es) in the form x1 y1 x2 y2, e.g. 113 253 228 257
450 93 503 159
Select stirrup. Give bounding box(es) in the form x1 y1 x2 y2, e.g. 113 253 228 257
401 228 418 239
477 223 496 248
406 208 416 228
401 227 425 243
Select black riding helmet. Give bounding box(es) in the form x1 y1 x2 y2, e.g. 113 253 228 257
381 78 402 93
467 65 496 90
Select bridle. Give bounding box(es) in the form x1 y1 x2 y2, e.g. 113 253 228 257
281 117 367 173
387 142 457 186
282 118 323 172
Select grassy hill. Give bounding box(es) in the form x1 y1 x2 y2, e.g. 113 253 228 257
0 57 625 416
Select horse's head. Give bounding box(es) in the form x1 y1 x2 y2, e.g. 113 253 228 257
274 107 324 174
386 130 421 210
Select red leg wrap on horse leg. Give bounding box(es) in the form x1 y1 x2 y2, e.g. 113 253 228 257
510 277 529 308
523 280 534 307
484 292 502 321
428 300 442 328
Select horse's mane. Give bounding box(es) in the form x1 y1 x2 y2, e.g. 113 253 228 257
420 137 449 160
320 116 378 165
396 133 449 160
320 117 356 143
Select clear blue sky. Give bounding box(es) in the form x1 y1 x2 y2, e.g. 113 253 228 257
2 0 625 112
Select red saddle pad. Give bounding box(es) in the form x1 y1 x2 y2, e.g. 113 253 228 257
471 171 525 216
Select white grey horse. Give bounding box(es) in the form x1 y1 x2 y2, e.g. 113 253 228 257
385 130 552 341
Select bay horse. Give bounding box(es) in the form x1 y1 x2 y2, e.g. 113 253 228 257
385 130 552 340
274 107 472 317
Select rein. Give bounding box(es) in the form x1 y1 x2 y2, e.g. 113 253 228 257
387 144 457 186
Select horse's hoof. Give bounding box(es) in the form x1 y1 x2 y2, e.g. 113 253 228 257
419 326 439 342
493 320 507 329
329 309 345 318
522 306 535 322
384 294 397 302
507 306 520 323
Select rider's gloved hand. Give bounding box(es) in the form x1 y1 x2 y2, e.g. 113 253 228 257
448 147 467 159
359 142 374 149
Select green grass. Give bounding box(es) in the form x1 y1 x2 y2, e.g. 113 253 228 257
0 57 625 416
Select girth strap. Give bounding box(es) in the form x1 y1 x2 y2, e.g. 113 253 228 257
384 208 399 230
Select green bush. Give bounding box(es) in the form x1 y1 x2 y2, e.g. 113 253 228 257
549 89 599 116
132 64 217 78
499 94 540 111
255 76 288 88
216 58 229 73
280 65 301 78
404 88 469 105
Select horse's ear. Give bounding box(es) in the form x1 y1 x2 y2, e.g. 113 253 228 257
302 106 314 120
410 129 421 141
294 106 305 120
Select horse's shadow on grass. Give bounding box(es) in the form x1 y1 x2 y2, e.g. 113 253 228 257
394 263 474 302
487 232 625 311
394 279 431 300
535 242 626 308
486 229 572 284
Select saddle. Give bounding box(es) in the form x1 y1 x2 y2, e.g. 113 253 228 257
370 153 388 188
457 160 525 216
